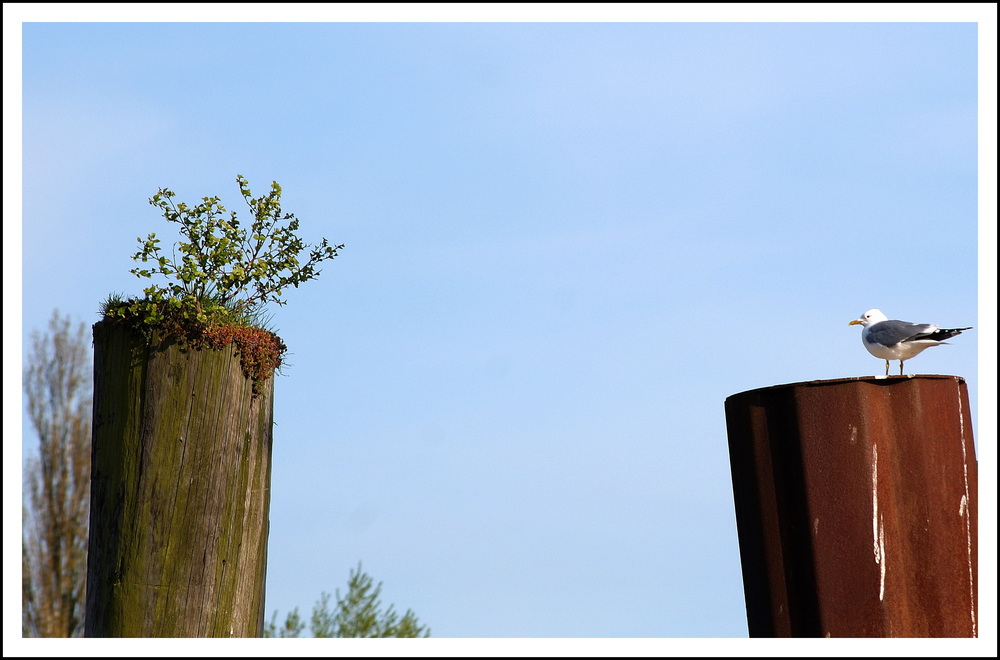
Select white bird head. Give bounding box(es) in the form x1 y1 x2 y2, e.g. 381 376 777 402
849 309 888 328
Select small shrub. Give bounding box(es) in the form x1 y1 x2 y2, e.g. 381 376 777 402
101 175 342 396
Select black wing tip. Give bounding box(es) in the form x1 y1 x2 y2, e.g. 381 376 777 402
935 327 972 340
904 326 972 343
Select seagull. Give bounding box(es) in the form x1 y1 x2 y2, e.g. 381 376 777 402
849 309 972 376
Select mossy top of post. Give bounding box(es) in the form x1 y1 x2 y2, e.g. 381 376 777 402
100 174 343 397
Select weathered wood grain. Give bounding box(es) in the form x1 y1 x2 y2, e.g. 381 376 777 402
85 321 273 637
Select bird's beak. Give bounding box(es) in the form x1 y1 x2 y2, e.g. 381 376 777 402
849 319 863 326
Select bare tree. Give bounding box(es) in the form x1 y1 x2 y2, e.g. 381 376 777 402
22 310 92 638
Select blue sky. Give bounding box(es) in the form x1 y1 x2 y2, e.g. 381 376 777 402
6 4 997 654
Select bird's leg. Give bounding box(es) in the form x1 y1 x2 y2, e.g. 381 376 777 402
884 360 890 376
899 361 905 375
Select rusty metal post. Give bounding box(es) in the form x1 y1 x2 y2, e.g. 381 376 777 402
725 375 977 637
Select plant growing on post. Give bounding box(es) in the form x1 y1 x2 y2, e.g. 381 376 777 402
87 176 342 637
102 174 343 395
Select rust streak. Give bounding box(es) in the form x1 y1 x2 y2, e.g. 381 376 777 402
871 442 886 602
956 380 976 637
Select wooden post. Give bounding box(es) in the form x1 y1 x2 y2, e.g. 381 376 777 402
725 376 978 637
85 321 274 637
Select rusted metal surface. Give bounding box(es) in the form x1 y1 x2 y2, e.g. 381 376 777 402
725 375 978 637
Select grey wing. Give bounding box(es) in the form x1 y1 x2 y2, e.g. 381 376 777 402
867 320 935 346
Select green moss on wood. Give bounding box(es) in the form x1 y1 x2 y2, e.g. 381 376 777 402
87 322 273 637
100 296 286 398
